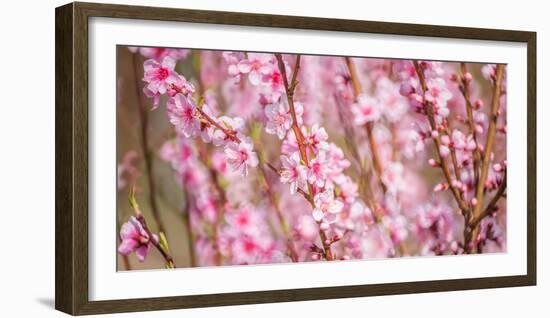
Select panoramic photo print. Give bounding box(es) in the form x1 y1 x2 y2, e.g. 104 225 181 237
116 46 507 270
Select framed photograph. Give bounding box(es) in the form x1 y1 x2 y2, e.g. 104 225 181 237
55 2 536 315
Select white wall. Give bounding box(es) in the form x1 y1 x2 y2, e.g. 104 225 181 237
0 0 546 316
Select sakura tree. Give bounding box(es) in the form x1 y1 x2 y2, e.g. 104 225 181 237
116 47 506 270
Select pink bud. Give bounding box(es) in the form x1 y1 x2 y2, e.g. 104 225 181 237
428 158 439 167
474 99 484 109
450 241 459 253
431 130 439 138
450 73 458 82
439 145 450 157
475 124 484 134
499 125 507 134
320 222 329 231
493 163 503 172
433 183 448 192
464 72 473 82
410 93 424 104
311 253 320 261
341 255 350 261
471 198 478 206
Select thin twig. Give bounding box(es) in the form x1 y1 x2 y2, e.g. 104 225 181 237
471 64 505 222
413 61 469 214
345 57 387 193
472 169 507 227
459 63 482 183
129 187 176 268
131 53 167 234
345 57 406 256
275 53 334 261
182 188 198 267
254 140 299 262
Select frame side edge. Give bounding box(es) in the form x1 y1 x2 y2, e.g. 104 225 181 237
526 31 537 285
55 2 76 315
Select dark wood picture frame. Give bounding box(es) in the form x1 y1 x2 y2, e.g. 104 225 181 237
55 2 537 315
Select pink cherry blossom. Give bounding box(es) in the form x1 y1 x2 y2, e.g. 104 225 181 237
425 78 452 114
261 64 286 97
118 216 157 262
280 152 308 194
307 150 330 187
264 102 293 139
143 57 179 98
312 187 344 223
382 162 405 194
237 53 273 85
481 64 497 81
224 139 259 176
338 176 359 204
138 47 190 61
166 94 200 137
303 124 328 151
351 93 381 125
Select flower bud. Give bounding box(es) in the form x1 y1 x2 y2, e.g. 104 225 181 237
450 73 458 82
474 99 484 109
433 183 448 192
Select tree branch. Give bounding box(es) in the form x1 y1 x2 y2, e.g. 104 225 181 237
413 61 469 214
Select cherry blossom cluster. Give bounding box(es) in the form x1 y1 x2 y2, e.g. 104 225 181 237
143 56 259 177
116 48 507 269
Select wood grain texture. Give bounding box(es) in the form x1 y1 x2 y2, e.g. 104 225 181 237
55 2 537 315
55 2 75 314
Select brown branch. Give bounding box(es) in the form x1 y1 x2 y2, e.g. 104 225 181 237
345 57 387 193
472 169 507 227
182 188 198 267
129 187 176 268
443 123 462 181
131 52 167 234
471 64 505 226
413 61 469 214
255 143 299 262
196 140 227 266
459 63 482 183
264 162 311 200
195 106 241 143
275 53 334 261
345 57 407 256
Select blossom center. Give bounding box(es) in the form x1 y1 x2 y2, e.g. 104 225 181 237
238 150 248 162
156 67 170 81
183 107 194 120
243 240 256 253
